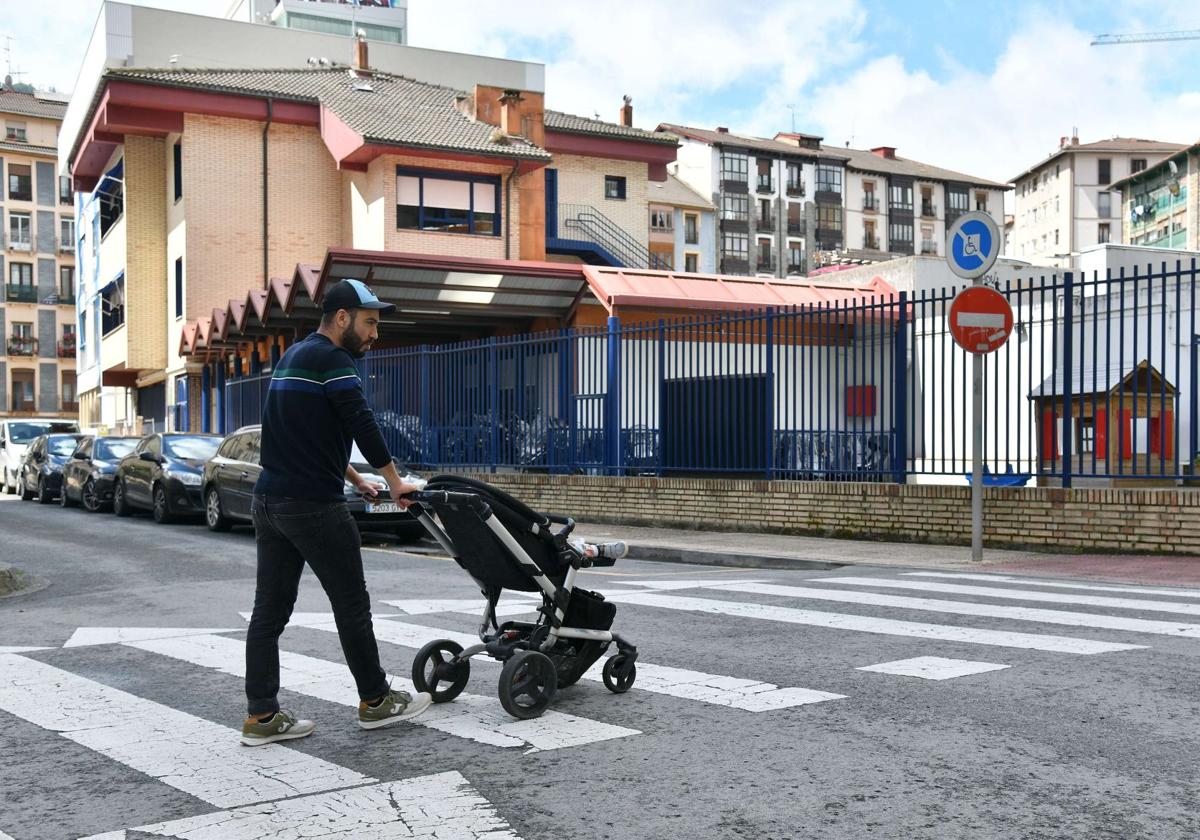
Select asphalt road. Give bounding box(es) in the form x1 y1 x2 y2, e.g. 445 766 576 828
2 492 1200 839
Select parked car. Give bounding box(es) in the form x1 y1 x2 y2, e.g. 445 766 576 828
0 418 80 495
17 433 87 503
112 433 222 523
60 435 140 512
201 424 426 541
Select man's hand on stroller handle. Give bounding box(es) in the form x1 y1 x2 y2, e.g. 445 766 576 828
376 461 425 509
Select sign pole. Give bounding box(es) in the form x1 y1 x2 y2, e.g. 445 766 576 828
944 211 1005 564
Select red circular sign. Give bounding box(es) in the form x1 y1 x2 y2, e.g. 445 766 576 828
948 286 1013 354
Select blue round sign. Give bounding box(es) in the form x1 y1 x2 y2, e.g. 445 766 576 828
945 211 1000 280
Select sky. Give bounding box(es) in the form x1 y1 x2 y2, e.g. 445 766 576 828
2 0 1198 184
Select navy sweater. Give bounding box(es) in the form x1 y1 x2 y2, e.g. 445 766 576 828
254 333 391 501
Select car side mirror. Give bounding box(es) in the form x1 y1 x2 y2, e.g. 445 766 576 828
139 451 160 464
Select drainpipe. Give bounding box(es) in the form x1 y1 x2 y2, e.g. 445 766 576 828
262 98 273 289
506 158 520 259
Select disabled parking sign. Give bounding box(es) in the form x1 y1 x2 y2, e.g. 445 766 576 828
946 211 1000 280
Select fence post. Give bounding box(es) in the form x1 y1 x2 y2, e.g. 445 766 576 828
200 364 212 434
269 341 280 372
606 315 622 475
764 309 775 480
215 361 226 435
419 345 430 468
488 337 499 473
555 329 570 474
657 319 666 477
1061 272 1074 489
250 348 261 376
1192 337 1199 470
893 292 908 484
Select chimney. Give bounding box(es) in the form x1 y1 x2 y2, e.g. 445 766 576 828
353 34 369 72
717 126 729 133
870 146 897 160
1059 136 1069 149
619 95 633 127
499 89 524 136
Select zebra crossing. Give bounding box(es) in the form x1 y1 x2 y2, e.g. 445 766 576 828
2 568 1197 839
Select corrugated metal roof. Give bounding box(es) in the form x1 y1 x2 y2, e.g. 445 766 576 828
108 67 550 161
545 110 678 145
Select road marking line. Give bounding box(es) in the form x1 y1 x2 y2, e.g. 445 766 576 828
813 576 1200 617
138 633 638 753
703 581 1200 639
76 771 523 840
904 572 1200 599
622 579 769 591
857 656 1010 681
600 592 1145 655
62 627 243 648
0 646 51 653
0 654 372 809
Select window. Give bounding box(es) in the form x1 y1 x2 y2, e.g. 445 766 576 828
1131 158 1147 174
720 193 748 221
889 221 914 248
756 238 772 270
58 175 72 205
8 164 31 201
684 253 698 272
1098 191 1111 218
653 250 674 270
649 208 672 231
756 158 773 192
1098 222 1111 244
1054 229 1059 245
59 217 75 251
720 152 748 182
863 220 878 250
102 275 126 335
395 169 500 235
11 321 32 339
722 231 748 259
815 164 842 194
61 370 77 409
816 203 842 231
8 211 31 249
1098 158 1111 185
786 202 803 234
974 191 988 212
5 121 26 142
786 162 803 195
684 213 698 244
889 183 913 212
603 175 626 200
787 244 804 273
947 188 969 217
1076 418 1094 454
9 262 33 286
59 266 74 298
10 370 34 412
757 198 773 226
1055 164 1060 177
99 177 124 237
173 140 183 201
175 258 184 319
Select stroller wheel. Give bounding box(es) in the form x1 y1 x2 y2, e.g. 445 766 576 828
411 640 470 703
602 654 636 694
498 651 558 719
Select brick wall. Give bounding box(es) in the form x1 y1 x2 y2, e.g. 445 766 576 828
463 473 1200 556
552 153 649 249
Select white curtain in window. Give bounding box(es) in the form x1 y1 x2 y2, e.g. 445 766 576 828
397 176 421 206
423 178 471 210
472 182 496 213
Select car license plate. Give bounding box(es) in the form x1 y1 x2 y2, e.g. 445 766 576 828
365 501 400 514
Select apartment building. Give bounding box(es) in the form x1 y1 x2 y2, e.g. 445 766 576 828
662 124 838 277
1113 141 1200 253
1 85 78 419
543 102 680 270
819 142 1008 262
647 172 716 273
225 0 408 44
1008 134 1184 268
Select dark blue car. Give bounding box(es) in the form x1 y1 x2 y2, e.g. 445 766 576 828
18 433 87 504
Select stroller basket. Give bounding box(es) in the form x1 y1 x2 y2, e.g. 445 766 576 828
405 476 637 719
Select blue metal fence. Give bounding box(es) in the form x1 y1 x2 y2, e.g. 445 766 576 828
223 260 1199 485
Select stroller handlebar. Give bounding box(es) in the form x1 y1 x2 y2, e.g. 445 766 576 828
405 490 576 538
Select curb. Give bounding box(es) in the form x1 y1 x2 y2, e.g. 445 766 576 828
0 564 28 597
626 545 845 571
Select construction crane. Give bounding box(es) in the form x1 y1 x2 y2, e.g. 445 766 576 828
1091 29 1200 46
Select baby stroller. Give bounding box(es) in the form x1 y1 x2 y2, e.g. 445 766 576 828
405 475 638 719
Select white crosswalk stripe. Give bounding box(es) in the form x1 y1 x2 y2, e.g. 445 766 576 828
132 632 639 752
815 576 1200 616
904 572 1200 599
857 657 1011 681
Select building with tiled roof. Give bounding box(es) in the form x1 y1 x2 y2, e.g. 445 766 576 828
1008 133 1186 268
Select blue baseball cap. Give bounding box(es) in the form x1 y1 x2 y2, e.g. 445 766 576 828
321 279 396 314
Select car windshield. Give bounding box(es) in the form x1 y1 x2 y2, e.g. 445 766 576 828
163 436 220 460
47 436 82 456
96 439 137 461
8 422 78 444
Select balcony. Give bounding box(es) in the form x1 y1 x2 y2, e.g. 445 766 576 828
757 213 776 230
756 176 775 194
720 257 749 275
58 241 74 254
53 289 76 306
61 401 79 414
5 284 38 303
8 238 32 253
787 262 805 274
863 196 879 212
786 182 805 198
787 219 804 236
7 336 38 357
57 338 77 358
756 256 776 273
921 201 937 218
720 178 749 194
920 239 938 254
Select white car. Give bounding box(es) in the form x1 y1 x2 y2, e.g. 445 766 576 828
0 418 81 495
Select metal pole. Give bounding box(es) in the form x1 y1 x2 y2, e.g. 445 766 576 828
971 350 983 562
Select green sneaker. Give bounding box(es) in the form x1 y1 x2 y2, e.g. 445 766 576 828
240 710 316 747
357 688 432 730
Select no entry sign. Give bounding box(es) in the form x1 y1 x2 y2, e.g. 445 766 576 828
948 286 1013 354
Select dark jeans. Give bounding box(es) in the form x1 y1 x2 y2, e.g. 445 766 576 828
245 495 389 716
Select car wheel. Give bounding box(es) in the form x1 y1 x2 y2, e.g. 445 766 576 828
36 477 53 504
113 479 132 517
205 486 232 532
19 474 35 501
152 483 173 524
60 480 77 508
393 519 428 544
81 478 102 513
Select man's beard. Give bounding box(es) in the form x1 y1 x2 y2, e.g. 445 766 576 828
341 324 371 358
